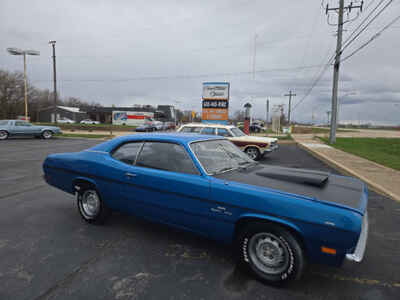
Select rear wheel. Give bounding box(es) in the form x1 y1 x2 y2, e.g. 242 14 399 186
0 130 9 140
41 130 53 139
245 147 260 160
236 222 305 284
77 187 111 225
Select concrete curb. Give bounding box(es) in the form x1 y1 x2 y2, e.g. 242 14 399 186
296 142 400 202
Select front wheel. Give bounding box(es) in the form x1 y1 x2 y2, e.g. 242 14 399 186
236 222 305 284
77 188 111 225
41 130 53 139
245 147 260 160
0 130 9 140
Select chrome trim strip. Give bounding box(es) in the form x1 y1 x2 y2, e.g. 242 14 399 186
84 150 108 154
346 211 368 262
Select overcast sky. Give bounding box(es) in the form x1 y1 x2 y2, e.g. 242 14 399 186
1 0 399 124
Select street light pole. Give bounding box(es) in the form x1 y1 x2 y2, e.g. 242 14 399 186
23 53 28 120
6 47 40 121
49 41 57 123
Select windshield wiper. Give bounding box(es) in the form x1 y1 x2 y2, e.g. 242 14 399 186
212 167 235 175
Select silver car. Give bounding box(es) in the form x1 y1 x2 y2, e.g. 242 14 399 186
0 120 62 140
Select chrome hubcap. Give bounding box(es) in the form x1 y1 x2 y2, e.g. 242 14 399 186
0 131 7 139
43 131 51 138
248 233 289 275
246 148 258 160
81 190 100 218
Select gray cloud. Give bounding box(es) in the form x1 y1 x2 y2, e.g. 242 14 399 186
1 0 399 124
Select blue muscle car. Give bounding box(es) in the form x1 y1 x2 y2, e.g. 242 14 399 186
42 133 368 284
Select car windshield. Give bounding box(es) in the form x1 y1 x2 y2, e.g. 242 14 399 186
231 127 246 137
191 139 255 175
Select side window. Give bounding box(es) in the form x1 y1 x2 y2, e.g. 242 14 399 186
192 127 203 133
217 128 232 137
180 127 193 133
15 121 27 126
201 127 216 135
136 142 199 175
112 142 143 165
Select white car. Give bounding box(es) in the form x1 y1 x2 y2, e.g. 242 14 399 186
57 117 75 124
177 123 278 160
80 119 100 125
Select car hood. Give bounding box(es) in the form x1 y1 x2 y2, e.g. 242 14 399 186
213 165 367 214
231 135 277 143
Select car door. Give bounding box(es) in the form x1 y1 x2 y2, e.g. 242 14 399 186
13 121 34 135
126 141 211 233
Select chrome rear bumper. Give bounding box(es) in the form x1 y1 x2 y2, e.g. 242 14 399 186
346 211 368 262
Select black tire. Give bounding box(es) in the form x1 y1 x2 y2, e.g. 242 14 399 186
245 147 261 161
236 222 305 285
0 130 9 140
41 130 53 139
77 187 111 225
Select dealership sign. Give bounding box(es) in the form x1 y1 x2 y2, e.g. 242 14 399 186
202 82 229 100
202 82 229 124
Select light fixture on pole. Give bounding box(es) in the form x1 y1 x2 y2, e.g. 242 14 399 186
6 47 40 121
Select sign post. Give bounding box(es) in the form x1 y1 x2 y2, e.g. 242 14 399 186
201 82 229 124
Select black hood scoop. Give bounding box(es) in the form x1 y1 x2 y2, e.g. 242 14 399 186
255 166 330 187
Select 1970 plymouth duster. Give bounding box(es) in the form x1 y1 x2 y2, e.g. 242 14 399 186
43 133 368 284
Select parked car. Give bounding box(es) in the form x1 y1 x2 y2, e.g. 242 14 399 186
57 117 75 124
43 133 369 284
250 124 264 133
177 123 278 160
153 121 163 131
0 120 61 140
135 123 157 132
80 119 100 125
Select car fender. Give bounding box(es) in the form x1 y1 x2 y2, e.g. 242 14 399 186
235 213 304 241
243 144 263 152
72 176 98 193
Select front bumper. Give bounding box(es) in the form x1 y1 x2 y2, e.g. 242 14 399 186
346 211 369 262
262 144 279 154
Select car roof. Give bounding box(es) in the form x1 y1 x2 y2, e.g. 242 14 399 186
90 133 224 152
179 123 236 129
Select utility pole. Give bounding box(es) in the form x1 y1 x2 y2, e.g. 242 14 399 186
284 90 296 124
49 41 57 124
326 0 363 143
326 111 331 126
266 98 269 127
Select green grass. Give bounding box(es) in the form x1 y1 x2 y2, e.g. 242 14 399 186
57 133 114 139
319 137 400 171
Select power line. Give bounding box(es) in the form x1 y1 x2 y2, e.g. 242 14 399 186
341 0 394 51
31 64 325 84
291 53 336 112
341 14 400 62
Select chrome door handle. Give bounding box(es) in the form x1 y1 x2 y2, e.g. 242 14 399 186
125 172 137 178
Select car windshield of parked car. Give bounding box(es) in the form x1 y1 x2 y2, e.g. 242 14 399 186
231 127 246 137
136 142 199 175
191 139 255 174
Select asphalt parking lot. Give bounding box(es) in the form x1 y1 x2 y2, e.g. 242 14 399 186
1 138 399 300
